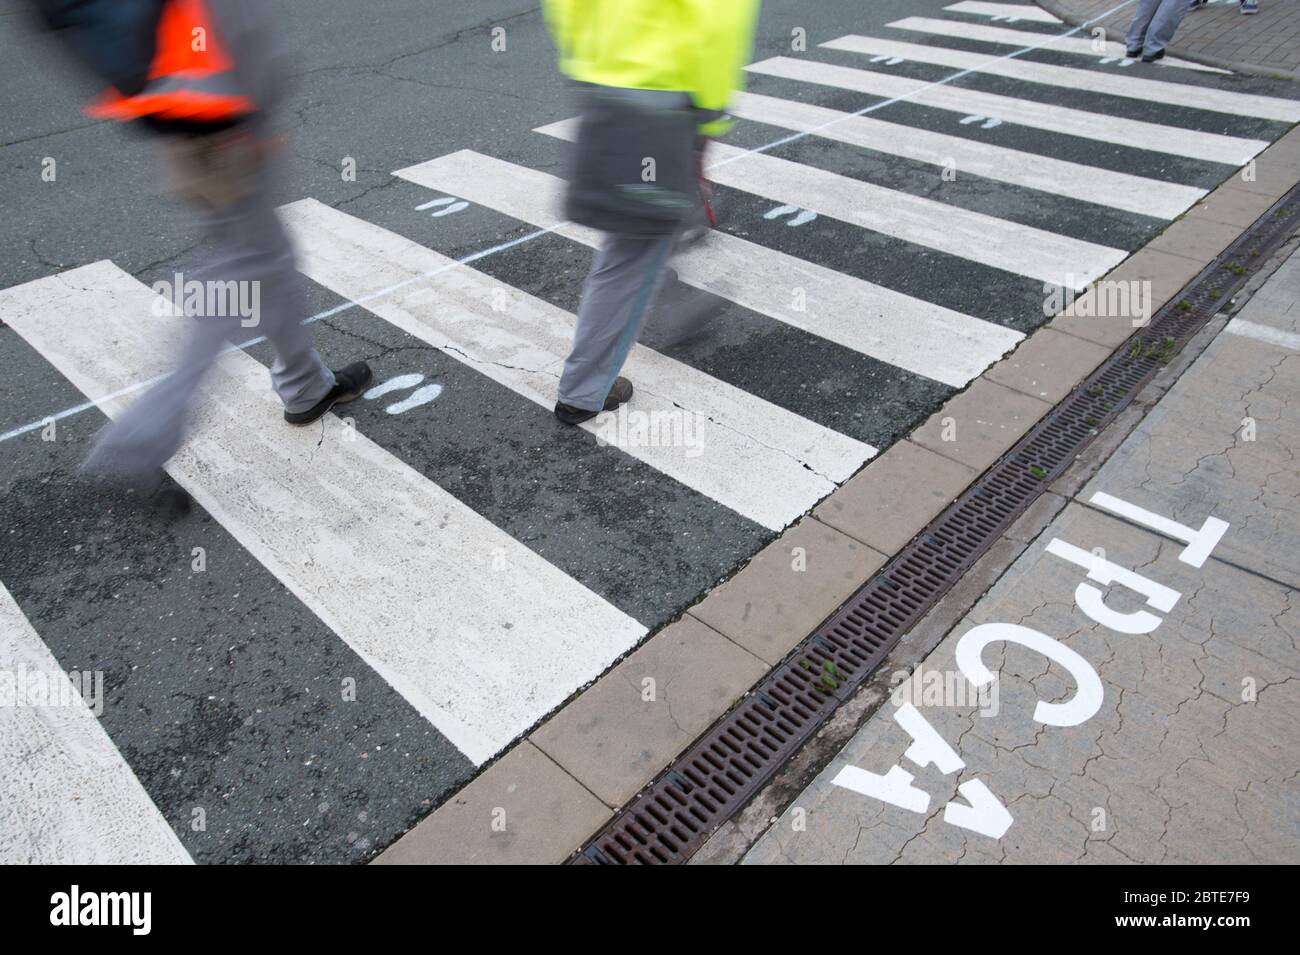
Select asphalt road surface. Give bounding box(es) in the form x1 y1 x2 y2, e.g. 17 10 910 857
1 0 1298 863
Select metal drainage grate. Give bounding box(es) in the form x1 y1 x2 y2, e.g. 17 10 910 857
573 187 1300 865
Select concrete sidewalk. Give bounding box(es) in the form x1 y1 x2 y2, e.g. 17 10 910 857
733 239 1300 865
1039 0 1300 78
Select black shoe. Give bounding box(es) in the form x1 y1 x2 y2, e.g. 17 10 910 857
554 377 633 426
1141 49 1165 62
1125 48 1142 58
284 361 373 425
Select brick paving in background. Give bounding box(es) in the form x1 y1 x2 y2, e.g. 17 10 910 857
1039 0 1300 77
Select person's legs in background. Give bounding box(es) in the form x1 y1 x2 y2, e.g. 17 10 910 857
1125 0 1164 56
1133 0 1191 61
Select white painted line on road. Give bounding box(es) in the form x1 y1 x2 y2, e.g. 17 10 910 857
944 2 1062 23
746 57 1267 165
730 91 1206 219
823 35 1300 123
285 198 872 531
699 139 1128 286
1225 317 1300 351
0 582 194 865
886 16 1229 71
395 150 1024 387
538 119 1126 286
0 262 647 766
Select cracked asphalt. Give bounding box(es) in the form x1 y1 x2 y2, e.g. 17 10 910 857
739 247 1300 865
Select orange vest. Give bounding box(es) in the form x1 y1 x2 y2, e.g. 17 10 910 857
87 0 254 123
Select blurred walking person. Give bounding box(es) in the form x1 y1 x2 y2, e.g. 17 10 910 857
25 0 371 508
542 0 761 425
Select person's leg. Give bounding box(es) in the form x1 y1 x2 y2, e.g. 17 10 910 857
82 314 234 481
214 149 335 414
1125 0 1163 53
83 136 335 481
557 231 676 412
1142 0 1190 57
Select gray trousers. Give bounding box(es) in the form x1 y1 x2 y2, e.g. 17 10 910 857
85 142 334 481
1126 0 1189 56
557 231 677 411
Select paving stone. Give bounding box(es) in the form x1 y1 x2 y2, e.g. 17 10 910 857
531 615 768 808
373 742 608 865
1186 183 1282 230
1261 126 1300 167
1050 247 1204 347
690 517 886 665
1230 149 1300 199
985 327 1113 403
813 440 976 555
911 378 1052 473
1146 215 1244 265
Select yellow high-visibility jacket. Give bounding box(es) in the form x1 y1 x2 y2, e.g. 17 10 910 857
541 0 761 136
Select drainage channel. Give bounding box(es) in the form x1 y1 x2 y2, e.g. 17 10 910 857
572 186 1300 865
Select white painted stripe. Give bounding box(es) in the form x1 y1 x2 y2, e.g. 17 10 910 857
823 35 1300 123
536 120 1124 286
1225 317 1300 351
0 262 647 765
747 57 1267 165
0 582 194 864
394 150 1023 387
886 17 1228 72
944 2 1062 23
730 91 1205 220
284 198 872 531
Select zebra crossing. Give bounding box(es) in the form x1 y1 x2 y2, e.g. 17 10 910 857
392 150 1022 386
746 57 1269 162
2 3 1298 864
888 14 1229 70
